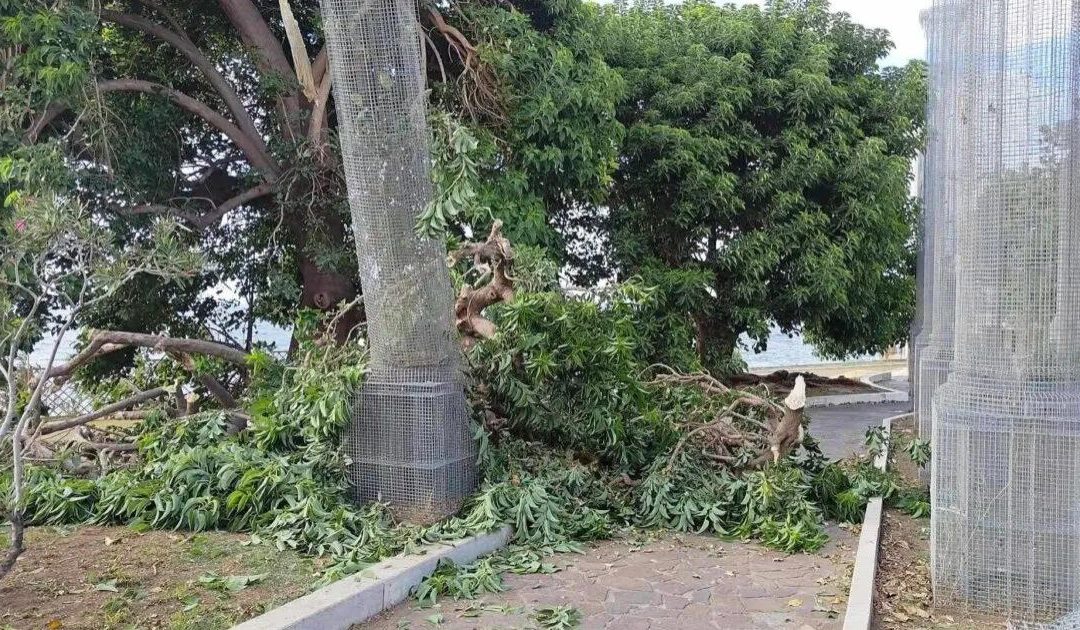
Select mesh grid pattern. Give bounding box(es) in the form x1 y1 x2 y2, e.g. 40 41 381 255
927 0 1080 620
914 1 965 444
319 0 476 519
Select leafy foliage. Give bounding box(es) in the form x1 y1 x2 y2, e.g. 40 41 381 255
416 113 488 239
864 425 890 460
532 605 582 629
9 282 909 599
11 339 421 582
445 0 624 261
904 436 931 468
593 0 926 371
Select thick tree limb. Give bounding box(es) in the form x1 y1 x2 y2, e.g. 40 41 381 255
38 330 250 397
307 71 333 150
82 330 251 365
277 0 316 100
42 330 250 387
311 47 328 87
37 387 171 435
126 182 273 229
44 341 126 382
96 79 279 176
99 9 275 172
218 0 301 123
80 442 138 453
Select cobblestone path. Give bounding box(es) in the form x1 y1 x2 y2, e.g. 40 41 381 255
365 527 856 630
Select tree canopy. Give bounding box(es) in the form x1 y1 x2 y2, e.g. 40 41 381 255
8 0 924 367
596 0 926 370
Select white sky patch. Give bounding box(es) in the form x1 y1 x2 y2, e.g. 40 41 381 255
733 0 932 67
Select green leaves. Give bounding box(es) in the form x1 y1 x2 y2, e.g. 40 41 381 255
415 558 505 607
532 605 581 629
596 1 925 368
416 113 488 239
903 437 931 469
197 572 269 593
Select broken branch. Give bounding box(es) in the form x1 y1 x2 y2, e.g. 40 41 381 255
37 387 171 435
452 220 514 349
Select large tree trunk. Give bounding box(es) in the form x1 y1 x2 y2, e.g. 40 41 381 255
297 256 362 344
291 198 363 348
693 314 739 375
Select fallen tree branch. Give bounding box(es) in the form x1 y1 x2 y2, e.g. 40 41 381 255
37 329 250 395
37 387 170 435
663 375 807 472
45 341 127 382
665 396 766 473
171 352 247 434
80 442 138 453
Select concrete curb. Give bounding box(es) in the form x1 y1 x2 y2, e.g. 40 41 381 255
806 372 909 408
842 413 909 630
231 525 513 630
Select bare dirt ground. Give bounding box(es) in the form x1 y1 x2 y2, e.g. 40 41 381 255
872 417 1004 630
0 525 320 630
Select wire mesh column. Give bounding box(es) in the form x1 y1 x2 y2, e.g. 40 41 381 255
930 0 1080 620
319 0 476 521
915 1 965 447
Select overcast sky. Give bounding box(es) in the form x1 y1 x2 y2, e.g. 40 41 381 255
735 0 934 67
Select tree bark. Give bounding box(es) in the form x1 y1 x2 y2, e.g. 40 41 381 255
0 511 24 581
693 315 739 375
37 387 171 435
297 257 362 345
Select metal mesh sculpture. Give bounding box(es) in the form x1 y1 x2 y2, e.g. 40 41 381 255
319 0 476 520
929 0 1080 619
914 2 964 445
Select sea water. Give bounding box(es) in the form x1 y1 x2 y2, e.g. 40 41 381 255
29 324 853 369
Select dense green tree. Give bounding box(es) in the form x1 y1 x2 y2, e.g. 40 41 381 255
12 0 927 375
595 0 926 371
15 0 623 349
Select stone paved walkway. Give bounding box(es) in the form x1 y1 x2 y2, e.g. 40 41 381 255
362 399 909 629
365 528 855 630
